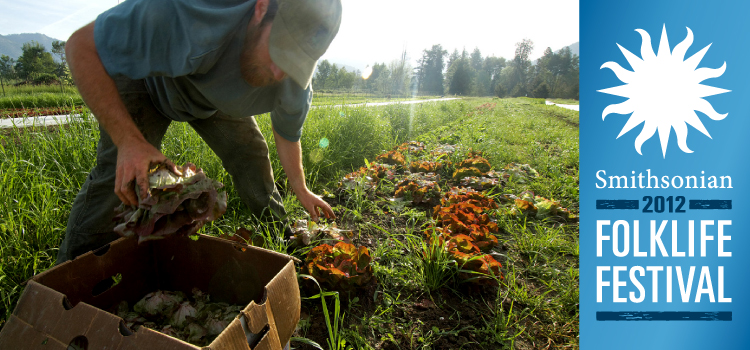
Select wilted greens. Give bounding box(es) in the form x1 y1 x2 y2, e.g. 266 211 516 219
113 163 228 243
115 288 242 346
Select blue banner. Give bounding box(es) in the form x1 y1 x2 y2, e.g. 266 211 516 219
581 1 750 348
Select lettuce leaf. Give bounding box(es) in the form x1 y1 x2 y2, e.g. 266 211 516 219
113 163 227 243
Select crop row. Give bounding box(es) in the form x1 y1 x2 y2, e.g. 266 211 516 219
291 140 577 293
0 93 84 110
1 106 87 119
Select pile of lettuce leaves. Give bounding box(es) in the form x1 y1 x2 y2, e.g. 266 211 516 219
114 162 227 243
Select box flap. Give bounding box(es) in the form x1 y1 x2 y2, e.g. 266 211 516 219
264 261 300 344
0 315 67 349
245 301 281 350
33 237 156 309
209 318 250 349
3 280 200 350
210 300 283 350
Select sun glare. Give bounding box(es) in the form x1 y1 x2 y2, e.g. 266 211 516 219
362 66 373 80
599 25 730 158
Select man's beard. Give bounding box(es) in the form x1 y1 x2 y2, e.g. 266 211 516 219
241 24 277 87
242 57 276 87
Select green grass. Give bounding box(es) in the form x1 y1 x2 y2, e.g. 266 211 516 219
0 92 84 109
312 91 443 106
0 84 443 112
0 83 79 96
0 97 579 349
0 83 82 109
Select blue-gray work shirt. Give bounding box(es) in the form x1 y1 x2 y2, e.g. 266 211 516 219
94 0 311 142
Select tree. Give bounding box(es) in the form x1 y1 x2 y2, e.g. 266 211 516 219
313 59 332 91
15 41 56 83
550 46 573 77
352 69 363 91
387 49 411 96
416 44 447 95
470 48 483 71
363 62 387 93
484 56 506 96
328 63 339 89
528 47 553 98
494 82 507 98
447 49 460 69
553 47 579 99
51 40 69 92
0 55 16 96
374 66 391 95
538 47 554 71
337 66 356 90
446 49 474 96
467 48 486 95
568 54 579 99
532 46 579 100
510 39 534 97
497 65 516 97
533 81 551 98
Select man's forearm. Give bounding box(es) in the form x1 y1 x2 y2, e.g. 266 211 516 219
272 128 308 196
272 128 335 221
67 21 175 206
66 21 147 148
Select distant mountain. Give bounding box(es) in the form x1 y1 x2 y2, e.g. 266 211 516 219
315 60 360 74
567 42 579 56
533 41 579 65
0 33 65 61
336 63 360 74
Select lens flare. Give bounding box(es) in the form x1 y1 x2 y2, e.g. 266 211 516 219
309 148 324 164
319 137 330 148
361 66 373 80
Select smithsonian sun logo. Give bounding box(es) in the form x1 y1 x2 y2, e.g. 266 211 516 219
598 25 729 158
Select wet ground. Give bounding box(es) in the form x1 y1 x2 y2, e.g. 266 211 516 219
545 100 579 111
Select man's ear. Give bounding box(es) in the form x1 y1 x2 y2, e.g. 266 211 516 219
253 0 269 23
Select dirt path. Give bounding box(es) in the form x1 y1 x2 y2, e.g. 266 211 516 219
545 100 579 111
0 114 83 129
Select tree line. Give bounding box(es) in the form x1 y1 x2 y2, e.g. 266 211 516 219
1 38 579 100
313 39 579 100
0 40 70 95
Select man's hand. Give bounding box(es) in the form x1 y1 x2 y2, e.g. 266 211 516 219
296 189 336 222
272 128 336 222
115 138 181 206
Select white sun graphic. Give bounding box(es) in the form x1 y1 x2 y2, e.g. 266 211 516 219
599 25 730 158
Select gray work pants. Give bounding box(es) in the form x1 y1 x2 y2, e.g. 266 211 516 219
55 77 286 264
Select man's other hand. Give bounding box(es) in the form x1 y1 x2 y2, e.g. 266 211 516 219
297 189 335 222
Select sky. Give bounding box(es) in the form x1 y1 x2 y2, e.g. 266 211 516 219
0 0 579 72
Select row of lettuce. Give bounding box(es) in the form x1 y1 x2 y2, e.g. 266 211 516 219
296 140 577 291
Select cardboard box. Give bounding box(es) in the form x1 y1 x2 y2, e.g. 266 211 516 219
0 235 300 349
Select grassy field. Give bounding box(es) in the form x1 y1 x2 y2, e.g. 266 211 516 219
0 97 579 349
312 91 443 106
0 83 80 95
0 84 443 115
0 83 82 109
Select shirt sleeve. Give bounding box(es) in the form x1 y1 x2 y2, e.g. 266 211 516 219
94 0 254 79
271 79 312 142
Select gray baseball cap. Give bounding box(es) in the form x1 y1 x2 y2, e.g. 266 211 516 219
269 0 343 89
